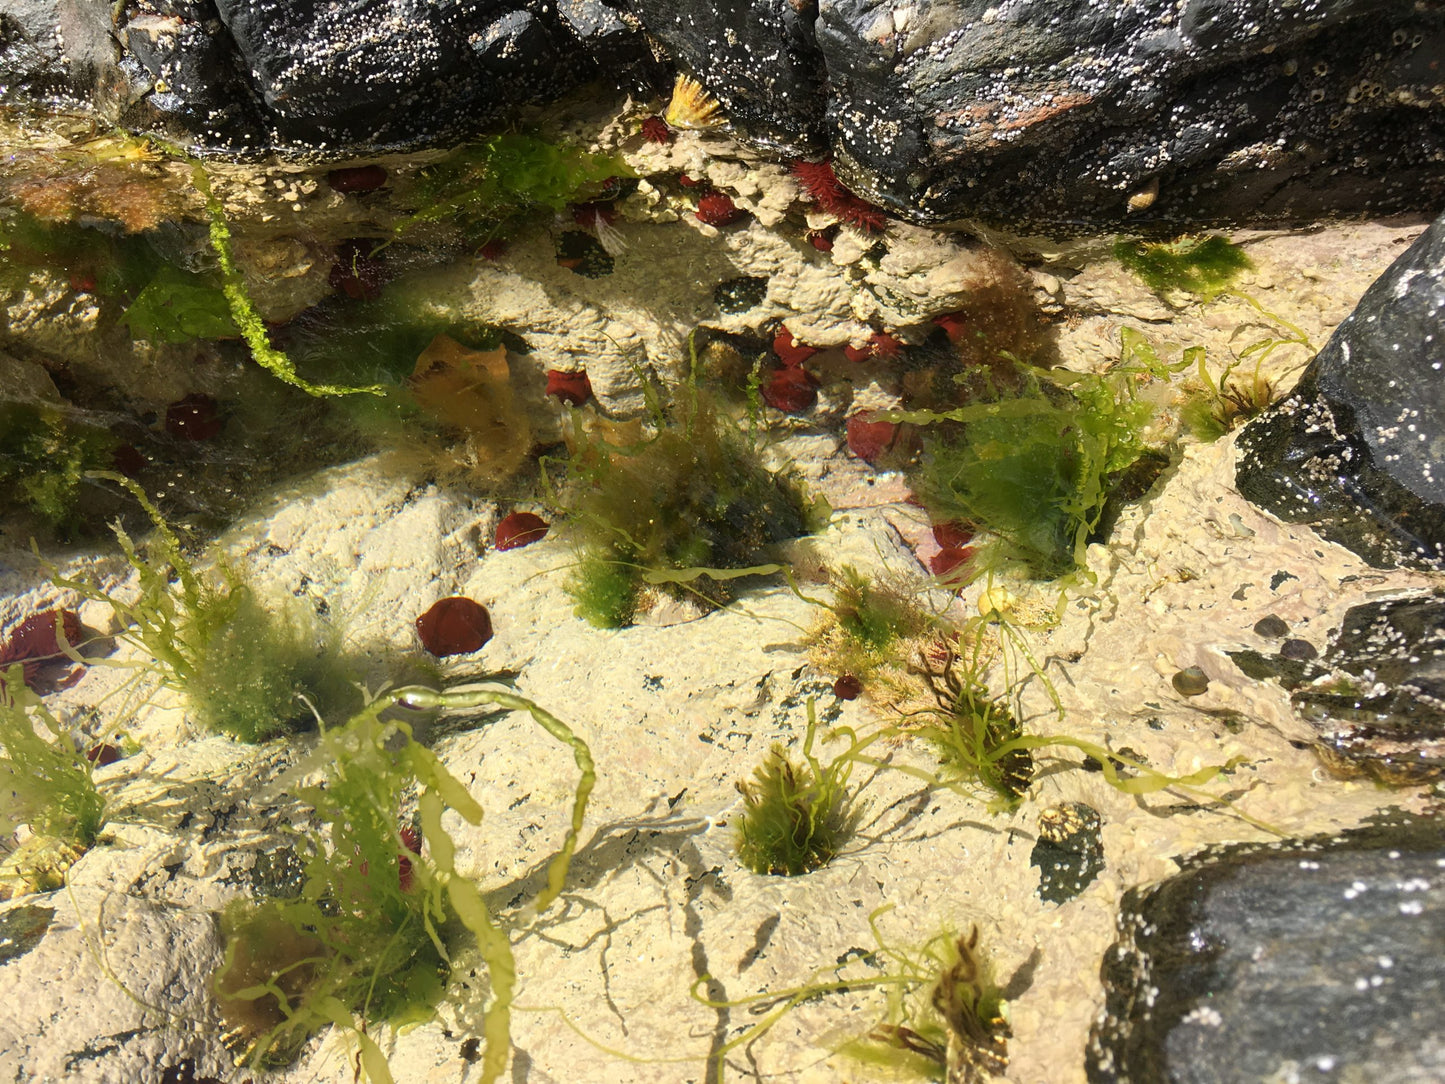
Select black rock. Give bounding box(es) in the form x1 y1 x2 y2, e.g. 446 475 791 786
1292 592 1445 783
117 1 267 152
1224 647 1317 689
1088 818 1445 1083
1031 801 1104 905
810 0 1445 230
1 0 123 112
1237 212 1445 571
627 0 826 156
96 0 656 154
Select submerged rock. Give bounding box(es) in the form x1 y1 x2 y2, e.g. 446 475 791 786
1237 211 1445 571
1293 593 1445 784
1088 818 1445 1083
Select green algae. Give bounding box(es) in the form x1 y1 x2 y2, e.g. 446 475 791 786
49 474 360 742
1114 234 1253 300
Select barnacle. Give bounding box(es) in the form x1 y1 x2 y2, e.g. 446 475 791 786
664 74 727 130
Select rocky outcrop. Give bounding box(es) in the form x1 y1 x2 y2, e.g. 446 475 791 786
809 0 1445 229
1088 819 1445 1083
1236 211 1445 572
8 1 1444 230
1232 592 1445 784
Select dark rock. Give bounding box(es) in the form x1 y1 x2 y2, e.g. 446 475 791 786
106 0 653 154
1224 647 1317 689
1237 213 1445 571
713 275 769 314
1292 592 1445 784
1253 614 1290 639
813 0 1445 230
116 1 267 152
1031 801 1104 905
0 0 123 112
627 0 826 156
1088 818 1445 1084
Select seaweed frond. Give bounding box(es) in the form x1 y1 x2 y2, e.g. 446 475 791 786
0 665 106 894
735 699 863 876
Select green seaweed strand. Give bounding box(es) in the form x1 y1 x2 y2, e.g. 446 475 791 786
394 684 596 912
189 164 384 398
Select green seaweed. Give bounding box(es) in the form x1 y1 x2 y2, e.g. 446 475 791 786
0 665 106 892
400 134 626 243
840 911 1009 1083
1114 234 1252 300
0 209 161 296
48 473 360 742
191 164 385 398
735 699 863 876
218 682 594 1084
0 402 117 531
556 358 818 625
121 263 238 344
689 906 1008 1084
897 351 1169 579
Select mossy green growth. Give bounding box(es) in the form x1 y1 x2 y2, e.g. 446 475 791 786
899 354 1166 579
557 370 820 626
830 566 932 661
0 209 161 296
402 133 626 243
1114 234 1253 300
215 701 475 1078
0 665 106 892
910 657 1035 813
0 402 117 531
735 700 862 876
566 550 641 629
50 474 359 742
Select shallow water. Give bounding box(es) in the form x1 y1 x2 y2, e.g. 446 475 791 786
0 104 1436 1083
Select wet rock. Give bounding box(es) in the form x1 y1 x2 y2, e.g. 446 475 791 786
0 0 122 111
1225 647 1316 689
1088 818 1445 1083
96 0 654 153
117 1 267 152
1237 212 1445 571
627 0 826 156
1031 802 1104 905
1292 593 1445 784
812 1 1445 231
